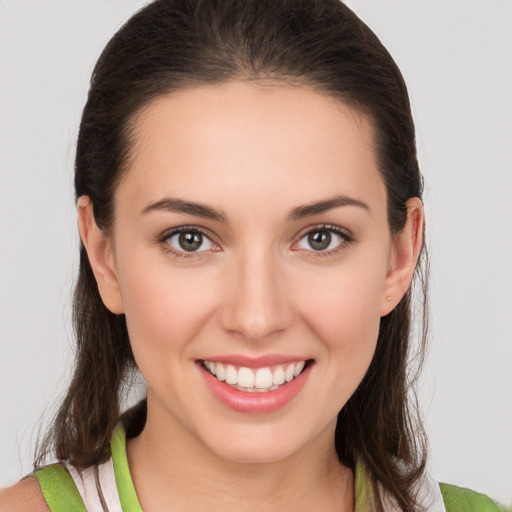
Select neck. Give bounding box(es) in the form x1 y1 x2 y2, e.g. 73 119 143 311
126 401 354 512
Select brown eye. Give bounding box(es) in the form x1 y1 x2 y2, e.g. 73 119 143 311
166 229 214 253
179 232 202 251
297 227 348 252
308 230 332 251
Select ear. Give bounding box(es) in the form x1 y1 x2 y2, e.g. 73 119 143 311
379 197 424 317
77 196 124 314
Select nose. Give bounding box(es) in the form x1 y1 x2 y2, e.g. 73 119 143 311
219 248 294 342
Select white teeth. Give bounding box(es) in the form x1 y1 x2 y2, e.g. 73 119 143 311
294 361 305 377
206 361 216 375
203 360 308 391
272 366 285 385
284 364 295 382
237 367 254 388
254 368 273 389
225 364 237 385
215 363 226 381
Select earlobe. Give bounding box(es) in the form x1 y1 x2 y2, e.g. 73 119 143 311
77 196 124 314
380 197 424 317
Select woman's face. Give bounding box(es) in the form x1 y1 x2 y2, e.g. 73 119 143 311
89 82 418 463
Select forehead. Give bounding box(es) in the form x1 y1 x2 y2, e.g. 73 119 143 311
117 81 385 217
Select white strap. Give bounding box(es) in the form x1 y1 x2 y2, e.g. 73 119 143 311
413 472 446 512
64 457 123 512
379 470 446 512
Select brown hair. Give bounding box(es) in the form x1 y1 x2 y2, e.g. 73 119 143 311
36 1 429 510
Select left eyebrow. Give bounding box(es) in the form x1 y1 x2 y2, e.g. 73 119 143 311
287 195 370 221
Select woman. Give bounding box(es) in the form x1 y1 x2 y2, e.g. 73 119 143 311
0 0 507 510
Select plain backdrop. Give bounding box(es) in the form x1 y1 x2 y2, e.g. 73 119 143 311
1 0 511 503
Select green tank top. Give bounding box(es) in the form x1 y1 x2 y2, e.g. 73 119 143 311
33 424 509 511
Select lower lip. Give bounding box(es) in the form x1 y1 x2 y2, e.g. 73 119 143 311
199 362 312 414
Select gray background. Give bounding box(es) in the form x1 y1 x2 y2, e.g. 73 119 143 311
1 0 511 503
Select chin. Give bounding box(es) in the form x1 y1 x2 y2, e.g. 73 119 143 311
213 443 297 465
199 415 335 466
200 424 307 464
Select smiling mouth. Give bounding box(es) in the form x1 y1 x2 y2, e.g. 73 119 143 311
201 360 312 393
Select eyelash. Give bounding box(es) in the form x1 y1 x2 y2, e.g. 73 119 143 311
293 224 354 257
157 224 354 259
157 226 219 259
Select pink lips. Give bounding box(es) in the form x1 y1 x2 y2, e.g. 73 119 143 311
198 358 312 414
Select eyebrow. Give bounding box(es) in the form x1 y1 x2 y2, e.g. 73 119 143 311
141 194 369 222
287 195 370 221
141 198 227 222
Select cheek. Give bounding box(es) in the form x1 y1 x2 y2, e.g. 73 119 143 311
117 257 219 359
296 258 387 370
310 285 381 365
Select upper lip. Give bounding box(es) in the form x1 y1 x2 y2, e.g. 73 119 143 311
199 354 312 368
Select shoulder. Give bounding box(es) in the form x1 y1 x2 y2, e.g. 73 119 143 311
440 482 511 512
0 476 49 512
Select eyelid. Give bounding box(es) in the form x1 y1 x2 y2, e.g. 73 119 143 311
156 223 353 258
157 225 221 257
292 224 354 254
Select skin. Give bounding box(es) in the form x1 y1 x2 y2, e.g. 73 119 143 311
0 479 49 511
0 81 423 511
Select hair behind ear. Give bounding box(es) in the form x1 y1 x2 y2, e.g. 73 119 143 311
335 289 428 511
35 246 134 468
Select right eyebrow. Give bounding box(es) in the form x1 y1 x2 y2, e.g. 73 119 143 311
141 198 227 222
